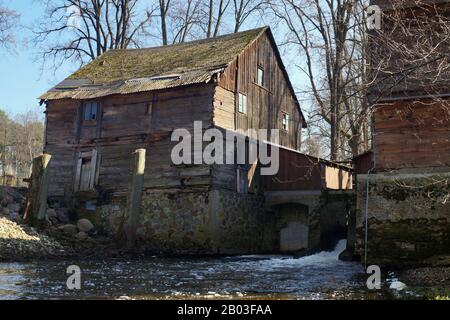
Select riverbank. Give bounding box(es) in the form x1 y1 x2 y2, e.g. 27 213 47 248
0 186 123 261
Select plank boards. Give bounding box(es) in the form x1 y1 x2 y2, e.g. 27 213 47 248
217 31 303 150
374 100 450 170
45 84 216 199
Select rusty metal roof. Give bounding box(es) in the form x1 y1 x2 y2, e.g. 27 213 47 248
40 28 267 100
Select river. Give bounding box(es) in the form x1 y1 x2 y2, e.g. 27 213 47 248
0 240 426 300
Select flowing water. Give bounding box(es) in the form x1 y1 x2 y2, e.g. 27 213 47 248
0 240 418 300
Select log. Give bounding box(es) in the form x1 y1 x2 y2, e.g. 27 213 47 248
125 148 146 249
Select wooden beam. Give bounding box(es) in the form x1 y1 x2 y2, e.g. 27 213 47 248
125 148 146 249
23 154 52 227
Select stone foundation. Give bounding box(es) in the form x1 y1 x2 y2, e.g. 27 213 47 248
98 189 268 255
355 171 450 267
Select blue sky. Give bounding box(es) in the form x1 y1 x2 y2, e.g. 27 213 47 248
0 0 308 119
0 0 73 117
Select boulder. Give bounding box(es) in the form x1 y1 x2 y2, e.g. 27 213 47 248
77 218 94 233
389 281 407 291
76 231 89 241
7 202 21 212
56 208 69 223
47 208 57 219
0 195 13 207
1 207 9 216
59 224 78 235
9 211 21 222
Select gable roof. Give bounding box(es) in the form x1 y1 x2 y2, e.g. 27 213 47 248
40 28 267 100
40 27 306 127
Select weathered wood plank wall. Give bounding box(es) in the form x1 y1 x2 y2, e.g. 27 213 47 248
374 99 450 170
45 84 215 199
217 31 303 150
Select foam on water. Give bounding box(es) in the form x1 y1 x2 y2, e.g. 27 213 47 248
226 239 348 272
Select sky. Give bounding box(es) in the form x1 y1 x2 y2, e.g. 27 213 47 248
0 0 309 119
0 0 74 118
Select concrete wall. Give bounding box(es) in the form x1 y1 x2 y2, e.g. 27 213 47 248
355 171 450 267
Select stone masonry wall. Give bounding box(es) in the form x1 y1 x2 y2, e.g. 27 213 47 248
355 171 450 267
98 189 267 255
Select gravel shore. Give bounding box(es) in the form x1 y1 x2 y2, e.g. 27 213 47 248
0 217 65 261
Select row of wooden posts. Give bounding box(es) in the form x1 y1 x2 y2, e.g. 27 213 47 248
23 149 147 249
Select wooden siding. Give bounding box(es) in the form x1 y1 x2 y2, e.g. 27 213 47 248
263 149 324 191
374 99 450 170
324 167 353 190
263 147 353 192
217 30 303 150
353 152 374 175
213 87 235 130
45 84 215 199
45 99 79 197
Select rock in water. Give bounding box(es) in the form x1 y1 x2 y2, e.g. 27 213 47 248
76 231 89 241
389 281 407 291
77 219 94 233
59 224 78 235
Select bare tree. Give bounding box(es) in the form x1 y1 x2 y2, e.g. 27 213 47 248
232 0 267 33
205 0 230 37
0 1 19 49
270 0 372 161
370 0 450 101
170 0 203 43
158 0 171 45
34 0 156 66
0 108 44 186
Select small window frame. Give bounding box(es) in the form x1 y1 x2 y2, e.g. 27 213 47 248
257 65 264 87
83 101 98 122
238 93 247 114
282 113 290 132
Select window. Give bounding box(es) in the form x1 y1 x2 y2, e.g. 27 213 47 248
282 113 290 131
84 101 98 121
74 150 98 192
238 93 247 114
257 66 264 87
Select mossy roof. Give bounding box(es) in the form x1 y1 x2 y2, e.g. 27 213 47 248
41 27 267 100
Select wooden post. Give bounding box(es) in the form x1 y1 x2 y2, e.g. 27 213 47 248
23 154 52 227
125 148 146 249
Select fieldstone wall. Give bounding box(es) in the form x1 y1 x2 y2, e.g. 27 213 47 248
355 171 450 267
98 189 267 255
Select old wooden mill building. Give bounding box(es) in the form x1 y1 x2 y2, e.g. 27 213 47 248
39 27 353 255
